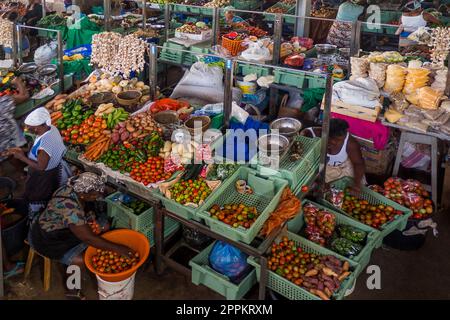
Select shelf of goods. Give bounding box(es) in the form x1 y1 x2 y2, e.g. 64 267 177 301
159 41 211 66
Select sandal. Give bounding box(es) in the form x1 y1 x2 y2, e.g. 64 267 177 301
4 262 25 279
65 289 86 300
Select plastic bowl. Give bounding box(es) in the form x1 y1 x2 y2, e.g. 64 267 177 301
84 229 150 282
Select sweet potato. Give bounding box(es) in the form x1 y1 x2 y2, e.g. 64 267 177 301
343 261 350 272
305 269 318 277
322 267 338 277
324 281 336 292
324 287 332 298
317 282 324 291
338 271 351 282
310 289 330 300
120 131 130 141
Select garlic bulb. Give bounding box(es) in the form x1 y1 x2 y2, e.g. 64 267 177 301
0 18 14 48
429 27 450 68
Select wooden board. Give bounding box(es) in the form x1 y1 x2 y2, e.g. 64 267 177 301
321 98 382 123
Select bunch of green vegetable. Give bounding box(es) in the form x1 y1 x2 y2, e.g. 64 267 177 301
207 163 239 181
328 225 367 258
56 99 94 130
37 14 67 28
337 225 367 243
330 238 362 258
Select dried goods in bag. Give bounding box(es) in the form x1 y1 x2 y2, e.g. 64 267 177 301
350 57 369 78
368 63 388 88
384 65 407 94
418 87 443 110
403 68 430 100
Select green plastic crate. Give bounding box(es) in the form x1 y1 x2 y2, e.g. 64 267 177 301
198 167 288 244
141 218 181 247
288 199 379 275
232 0 260 10
189 242 257 300
248 232 360 300
320 177 413 248
237 63 271 77
172 4 190 13
306 74 342 89
273 69 306 89
252 136 321 190
160 51 184 64
105 192 154 230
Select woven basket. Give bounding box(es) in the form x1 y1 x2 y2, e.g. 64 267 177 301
222 36 246 56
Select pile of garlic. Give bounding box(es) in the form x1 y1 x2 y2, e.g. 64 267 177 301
91 32 148 79
429 27 450 68
0 18 14 48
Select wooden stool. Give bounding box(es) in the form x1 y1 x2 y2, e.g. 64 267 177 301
24 241 52 292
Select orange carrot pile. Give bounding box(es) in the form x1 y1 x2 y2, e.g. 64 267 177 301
83 135 111 161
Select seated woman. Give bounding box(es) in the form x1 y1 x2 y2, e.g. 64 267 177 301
301 118 366 192
29 172 136 298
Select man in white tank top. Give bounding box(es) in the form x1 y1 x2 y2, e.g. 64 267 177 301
301 119 366 192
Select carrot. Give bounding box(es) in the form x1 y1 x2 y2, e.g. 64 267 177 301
88 136 108 149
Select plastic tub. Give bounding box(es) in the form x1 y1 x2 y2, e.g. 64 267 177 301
84 229 150 282
236 80 257 94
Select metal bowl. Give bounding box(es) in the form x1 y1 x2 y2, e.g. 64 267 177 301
270 118 302 139
37 64 57 76
18 63 37 74
315 44 337 55
257 134 290 156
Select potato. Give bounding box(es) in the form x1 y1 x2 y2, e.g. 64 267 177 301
163 141 172 153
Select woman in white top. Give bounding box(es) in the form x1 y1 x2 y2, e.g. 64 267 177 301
396 0 442 35
301 118 366 192
6 107 72 219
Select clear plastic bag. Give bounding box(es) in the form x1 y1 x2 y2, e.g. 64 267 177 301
337 225 367 243
326 187 345 209
330 238 363 258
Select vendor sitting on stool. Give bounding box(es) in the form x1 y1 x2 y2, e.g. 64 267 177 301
28 172 136 299
224 6 246 25
300 118 366 191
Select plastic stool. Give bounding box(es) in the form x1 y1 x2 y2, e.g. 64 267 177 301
24 241 52 292
393 131 438 206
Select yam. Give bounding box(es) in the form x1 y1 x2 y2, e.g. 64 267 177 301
338 271 351 282
343 261 350 272
305 269 318 277
163 141 172 152
310 289 330 300
322 267 338 277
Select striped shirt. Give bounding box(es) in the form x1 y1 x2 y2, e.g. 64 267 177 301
28 125 66 170
0 96 26 161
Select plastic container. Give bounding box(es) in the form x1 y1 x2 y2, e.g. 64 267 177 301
105 192 154 231
289 199 379 275
382 218 427 250
2 199 28 256
151 188 206 221
222 36 247 56
198 167 288 244
320 177 413 248
189 242 257 300
274 69 306 89
248 232 360 300
84 229 150 282
236 79 257 94
238 63 271 77
252 136 321 190
141 219 181 246
97 273 136 300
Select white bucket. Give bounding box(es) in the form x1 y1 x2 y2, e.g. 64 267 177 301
96 273 136 300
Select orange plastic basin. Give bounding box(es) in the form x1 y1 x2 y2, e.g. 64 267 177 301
84 229 150 282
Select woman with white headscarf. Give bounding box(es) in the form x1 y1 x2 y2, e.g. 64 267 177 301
6 107 72 219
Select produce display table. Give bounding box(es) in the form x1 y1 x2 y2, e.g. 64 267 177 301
14 75 74 119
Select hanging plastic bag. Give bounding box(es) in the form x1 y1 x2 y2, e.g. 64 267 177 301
209 241 249 280
34 41 58 66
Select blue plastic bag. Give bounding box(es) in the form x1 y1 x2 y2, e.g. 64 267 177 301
208 241 249 279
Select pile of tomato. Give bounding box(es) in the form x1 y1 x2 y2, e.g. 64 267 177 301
91 249 140 274
130 156 173 185
209 203 259 229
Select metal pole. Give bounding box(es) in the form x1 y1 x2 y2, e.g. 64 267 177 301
295 0 310 37
319 74 333 190
11 23 18 68
272 13 283 65
142 0 147 30
42 0 47 17
149 43 158 101
223 59 234 129
17 25 23 65
164 3 170 43
352 21 362 57
212 7 220 47
0 226 4 298
57 30 64 92
104 0 112 31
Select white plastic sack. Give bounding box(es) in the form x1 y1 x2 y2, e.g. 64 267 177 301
178 62 224 88
171 84 224 104
240 41 271 63
34 41 58 66
401 142 431 171
332 77 381 109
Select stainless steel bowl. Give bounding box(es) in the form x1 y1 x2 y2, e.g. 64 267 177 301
37 64 57 76
315 44 337 55
270 118 302 139
18 63 38 74
257 134 290 156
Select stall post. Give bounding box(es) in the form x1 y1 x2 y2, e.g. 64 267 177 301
42 0 47 18
212 7 220 46
223 59 234 129
104 0 112 32
295 0 310 36
149 43 158 101
11 22 18 68
319 74 333 190
446 55 450 96
0 226 3 298
142 0 147 30
57 30 65 92
164 3 171 44
272 13 283 65
351 20 362 58
17 25 23 66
